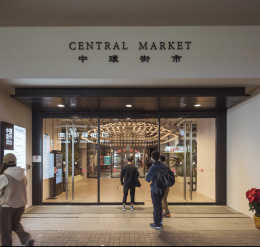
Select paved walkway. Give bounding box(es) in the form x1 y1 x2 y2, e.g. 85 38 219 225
8 206 260 246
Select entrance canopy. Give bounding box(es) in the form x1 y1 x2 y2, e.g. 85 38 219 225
12 87 249 112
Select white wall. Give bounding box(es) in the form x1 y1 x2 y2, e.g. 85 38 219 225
197 118 216 201
227 89 260 218
0 84 32 207
0 27 260 79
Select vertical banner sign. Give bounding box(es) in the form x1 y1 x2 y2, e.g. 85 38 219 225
4 123 14 151
0 122 26 174
55 153 63 184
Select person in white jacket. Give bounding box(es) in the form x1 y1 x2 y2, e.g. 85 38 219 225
0 153 34 246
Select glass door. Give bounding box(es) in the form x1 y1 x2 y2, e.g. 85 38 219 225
42 118 98 203
184 120 197 202
100 118 158 204
160 118 216 203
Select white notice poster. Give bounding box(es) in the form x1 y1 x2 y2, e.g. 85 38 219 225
4 125 26 174
43 134 54 179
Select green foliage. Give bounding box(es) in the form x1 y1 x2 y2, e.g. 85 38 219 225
170 141 197 178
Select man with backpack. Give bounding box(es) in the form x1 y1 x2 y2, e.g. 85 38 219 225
145 151 175 230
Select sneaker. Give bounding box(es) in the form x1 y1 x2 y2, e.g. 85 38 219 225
163 212 171 218
122 206 126 211
130 206 134 211
25 239 34 246
150 223 162 230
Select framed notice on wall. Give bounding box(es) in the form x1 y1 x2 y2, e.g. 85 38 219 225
0 122 27 174
43 134 55 180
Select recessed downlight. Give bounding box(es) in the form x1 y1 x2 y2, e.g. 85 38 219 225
57 104 65 108
125 104 133 108
195 104 201 107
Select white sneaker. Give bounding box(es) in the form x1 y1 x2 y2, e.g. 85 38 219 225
122 206 126 211
130 206 134 211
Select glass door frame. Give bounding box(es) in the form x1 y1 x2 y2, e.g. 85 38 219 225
39 111 226 206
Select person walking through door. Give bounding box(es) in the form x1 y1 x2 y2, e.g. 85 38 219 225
120 156 139 211
160 155 172 218
0 153 34 246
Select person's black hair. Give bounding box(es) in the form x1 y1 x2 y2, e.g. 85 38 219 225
151 151 160 161
160 155 166 163
147 162 153 169
128 156 133 162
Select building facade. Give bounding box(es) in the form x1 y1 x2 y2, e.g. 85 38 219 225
0 1 260 218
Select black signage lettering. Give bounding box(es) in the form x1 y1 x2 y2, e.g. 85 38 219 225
160 42 166 50
79 55 88 63
185 41 192 50
109 55 119 63
168 42 175 50
177 42 183 50
69 42 76 50
122 42 128 50
86 42 94 50
96 42 103 50
69 41 192 51
113 42 120 50
78 42 84 50
140 55 150 63
105 42 111 50
150 42 157 50
139 42 148 50
172 55 182 63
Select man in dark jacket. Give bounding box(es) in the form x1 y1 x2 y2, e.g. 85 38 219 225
145 151 174 230
120 156 139 211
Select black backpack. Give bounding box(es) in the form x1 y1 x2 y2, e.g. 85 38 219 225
155 169 175 190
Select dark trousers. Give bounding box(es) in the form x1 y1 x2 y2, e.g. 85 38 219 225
151 191 165 227
0 206 31 246
123 185 136 204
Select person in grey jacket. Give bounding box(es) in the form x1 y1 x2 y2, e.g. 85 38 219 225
145 151 167 230
0 153 34 246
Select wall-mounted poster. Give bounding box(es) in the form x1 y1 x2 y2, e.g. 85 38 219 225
55 153 63 184
104 156 111 165
43 134 54 180
165 146 185 153
1 122 26 174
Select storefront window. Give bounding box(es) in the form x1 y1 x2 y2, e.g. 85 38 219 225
42 118 98 203
160 118 216 203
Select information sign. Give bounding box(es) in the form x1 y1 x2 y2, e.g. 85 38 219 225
1 122 26 174
43 134 54 179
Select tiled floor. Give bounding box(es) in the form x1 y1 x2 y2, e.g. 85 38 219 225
5 206 259 246
44 178 215 204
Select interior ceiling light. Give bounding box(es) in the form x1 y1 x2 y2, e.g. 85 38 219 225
81 121 176 147
57 104 65 108
195 104 201 107
125 104 133 108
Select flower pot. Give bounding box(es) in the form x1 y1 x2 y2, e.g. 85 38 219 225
254 214 260 229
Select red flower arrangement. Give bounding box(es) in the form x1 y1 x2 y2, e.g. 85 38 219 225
246 188 260 217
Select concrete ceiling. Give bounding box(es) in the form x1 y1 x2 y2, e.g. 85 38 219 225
1 0 260 27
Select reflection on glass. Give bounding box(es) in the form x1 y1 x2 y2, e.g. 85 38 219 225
100 118 158 203
160 118 216 203
42 118 98 203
